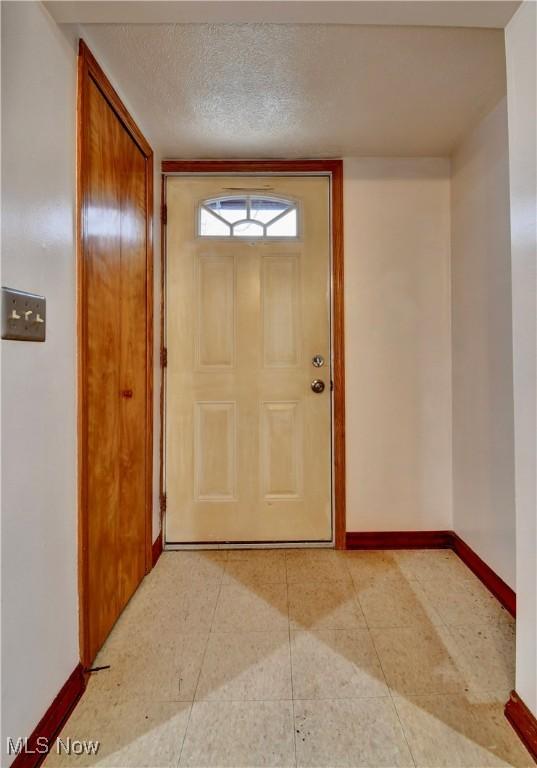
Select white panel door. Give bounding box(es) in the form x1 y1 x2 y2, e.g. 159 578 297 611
165 175 331 543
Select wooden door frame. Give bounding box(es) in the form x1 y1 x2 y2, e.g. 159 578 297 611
160 159 345 549
77 40 154 667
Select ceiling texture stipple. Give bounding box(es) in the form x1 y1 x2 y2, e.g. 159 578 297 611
80 23 507 158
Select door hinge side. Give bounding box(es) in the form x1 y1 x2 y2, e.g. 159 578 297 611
161 347 167 368
160 492 167 513
161 204 167 226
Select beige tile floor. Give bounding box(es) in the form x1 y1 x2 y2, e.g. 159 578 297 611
45 549 535 768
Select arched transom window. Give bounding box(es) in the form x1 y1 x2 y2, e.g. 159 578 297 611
198 195 298 239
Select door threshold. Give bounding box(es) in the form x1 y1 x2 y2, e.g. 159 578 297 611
164 540 335 551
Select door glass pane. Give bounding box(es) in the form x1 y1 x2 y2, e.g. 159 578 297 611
200 208 231 236
198 195 298 239
207 198 247 224
266 209 297 237
232 220 264 237
250 198 289 224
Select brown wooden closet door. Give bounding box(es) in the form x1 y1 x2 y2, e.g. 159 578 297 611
85 76 148 662
117 119 147 610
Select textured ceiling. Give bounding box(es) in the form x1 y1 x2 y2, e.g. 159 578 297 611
81 23 507 157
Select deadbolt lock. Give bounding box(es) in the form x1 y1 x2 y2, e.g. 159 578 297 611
312 354 325 368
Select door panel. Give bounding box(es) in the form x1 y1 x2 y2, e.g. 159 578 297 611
197 255 235 369
82 63 151 663
86 78 122 649
194 401 237 500
261 401 302 498
117 124 148 609
165 176 331 543
262 255 300 367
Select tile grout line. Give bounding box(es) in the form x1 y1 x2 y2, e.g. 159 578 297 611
285 550 299 768
368 627 419 767
343 555 369 632
175 558 227 768
385 689 418 768
346 555 418 768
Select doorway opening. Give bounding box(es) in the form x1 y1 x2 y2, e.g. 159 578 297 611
160 161 345 549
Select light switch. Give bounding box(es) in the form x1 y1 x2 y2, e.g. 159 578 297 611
1 287 46 342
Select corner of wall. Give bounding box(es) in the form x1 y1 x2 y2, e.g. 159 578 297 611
449 95 516 589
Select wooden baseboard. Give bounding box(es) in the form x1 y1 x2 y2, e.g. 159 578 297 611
345 529 516 617
505 691 537 763
346 530 453 550
11 533 162 768
451 532 516 618
152 531 163 567
10 664 86 768
346 529 525 754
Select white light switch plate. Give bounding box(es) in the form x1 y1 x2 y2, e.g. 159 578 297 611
1 287 46 342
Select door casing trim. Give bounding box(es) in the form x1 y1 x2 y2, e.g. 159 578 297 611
77 40 154 668
160 159 345 548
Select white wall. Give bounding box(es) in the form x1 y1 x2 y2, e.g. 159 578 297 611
505 0 537 716
1 3 79 763
0 7 163 761
344 158 453 532
450 98 515 588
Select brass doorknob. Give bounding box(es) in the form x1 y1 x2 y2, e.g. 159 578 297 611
311 379 325 394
